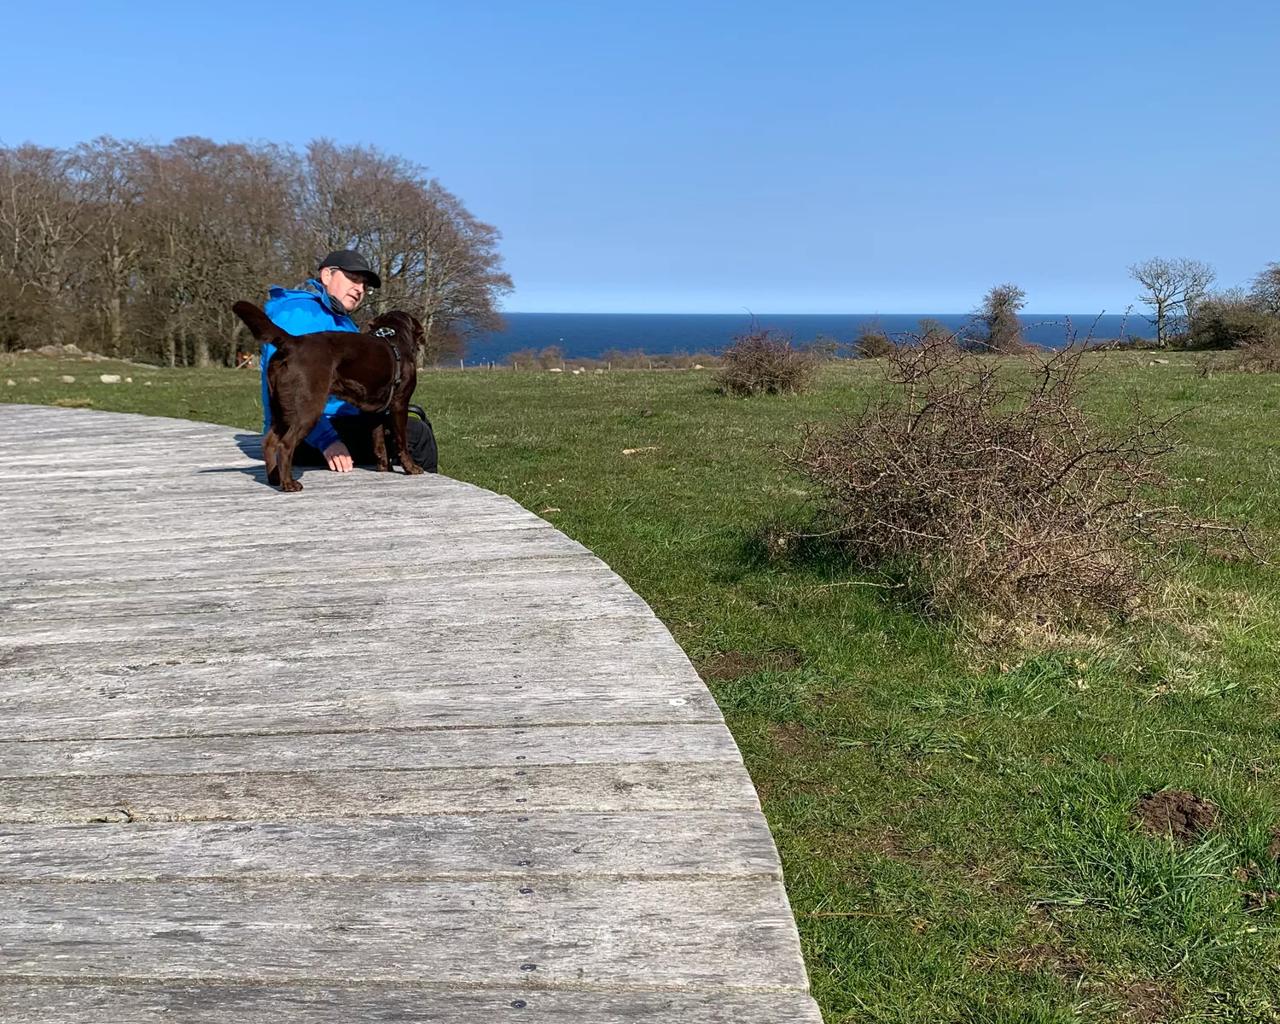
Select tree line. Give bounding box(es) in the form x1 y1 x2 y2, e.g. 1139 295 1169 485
960 258 1280 354
0 137 512 365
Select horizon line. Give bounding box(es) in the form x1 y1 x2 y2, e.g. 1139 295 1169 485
494 310 1139 318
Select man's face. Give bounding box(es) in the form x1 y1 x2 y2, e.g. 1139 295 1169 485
320 266 371 312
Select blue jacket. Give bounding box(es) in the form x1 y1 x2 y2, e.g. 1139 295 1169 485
261 279 361 452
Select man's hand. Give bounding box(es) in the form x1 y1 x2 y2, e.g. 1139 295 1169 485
323 441 354 473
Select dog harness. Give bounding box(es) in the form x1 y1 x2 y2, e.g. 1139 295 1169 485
373 326 402 412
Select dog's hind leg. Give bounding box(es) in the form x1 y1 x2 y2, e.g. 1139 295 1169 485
272 384 329 492
274 425 309 492
262 430 282 486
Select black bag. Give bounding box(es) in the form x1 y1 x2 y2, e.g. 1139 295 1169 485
408 405 438 473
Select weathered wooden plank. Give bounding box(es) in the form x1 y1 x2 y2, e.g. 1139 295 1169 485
3 498 533 535
0 580 654 647
0 481 505 508
1 564 632 626
1 508 557 545
4 504 554 537
0 810 781 883
0 680 718 742
2 509 544 557
0 614 681 672
0 762 760 823
0 724 741 778
0 984 829 1023
0 555 599 606
0 530 582 593
1 879 808 991
0 634 697 698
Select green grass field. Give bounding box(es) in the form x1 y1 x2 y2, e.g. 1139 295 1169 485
5 352 1279 1022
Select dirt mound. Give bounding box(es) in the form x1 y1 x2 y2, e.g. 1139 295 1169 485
697 648 803 682
1114 978 1179 1022
1131 789 1219 843
767 721 811 756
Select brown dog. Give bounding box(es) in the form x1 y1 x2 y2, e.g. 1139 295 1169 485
232 301 425 492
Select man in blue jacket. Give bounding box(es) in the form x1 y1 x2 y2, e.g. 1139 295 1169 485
260 249 437 474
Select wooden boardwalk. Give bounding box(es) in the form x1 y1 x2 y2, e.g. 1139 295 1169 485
0 405 821 1023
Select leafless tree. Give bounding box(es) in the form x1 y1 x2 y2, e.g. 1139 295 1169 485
1129 257 1215 346
73 138 147 356
0 137 511 364
1249 262 1280 317
299 140 511 364
0 145 94 347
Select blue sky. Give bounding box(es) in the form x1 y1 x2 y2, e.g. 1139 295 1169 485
5 1 1277 313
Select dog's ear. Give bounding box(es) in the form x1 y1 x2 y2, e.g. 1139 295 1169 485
232 301 285 342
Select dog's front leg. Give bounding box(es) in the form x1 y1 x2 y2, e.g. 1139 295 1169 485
371 417 390 471
390 398 423 475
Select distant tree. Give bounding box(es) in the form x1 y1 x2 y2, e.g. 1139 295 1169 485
918 317 955 345
299 140 512 365
537 345 564 369
1189 290 1280 350
1249 262 1280 316
1129 257 1215 346
854 321 895 358
969 283 1027 353
807 332 845 361
73 138 148 357
0 137 511 364
0 144 94 348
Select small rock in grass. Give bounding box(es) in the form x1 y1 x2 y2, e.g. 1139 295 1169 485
125 376 132 383
548 367 563 373
99 374 121 384
5 379 14 386
26 377 40 383
144 380 153 386
59 375 76 383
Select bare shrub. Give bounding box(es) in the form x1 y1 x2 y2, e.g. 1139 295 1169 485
1202 340 1280 375
854 322 897 358
788 336 1218 631
716 329 816 396
1189 291 1280 351
1234 340 1280 372
536 345 564 369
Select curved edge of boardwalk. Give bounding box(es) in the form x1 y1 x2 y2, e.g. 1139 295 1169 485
0 405 822 1024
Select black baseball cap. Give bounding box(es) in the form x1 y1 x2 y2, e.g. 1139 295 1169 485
318 250 381 289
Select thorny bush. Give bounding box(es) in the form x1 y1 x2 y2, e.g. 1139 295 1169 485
789 336 1226 632
716 329 816 396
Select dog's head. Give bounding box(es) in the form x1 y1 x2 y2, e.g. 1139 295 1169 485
368 311 424 360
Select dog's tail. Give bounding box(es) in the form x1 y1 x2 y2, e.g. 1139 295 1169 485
232 301 287 343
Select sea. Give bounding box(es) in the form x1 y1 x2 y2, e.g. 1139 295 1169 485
464 312 1152 365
